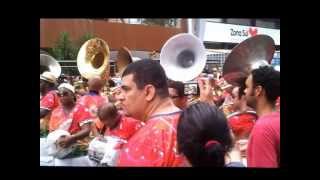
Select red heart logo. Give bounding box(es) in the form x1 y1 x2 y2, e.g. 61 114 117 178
249 27 258 36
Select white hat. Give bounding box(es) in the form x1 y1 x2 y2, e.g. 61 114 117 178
40 71 57 84
46 130 75 159
58 83 75 94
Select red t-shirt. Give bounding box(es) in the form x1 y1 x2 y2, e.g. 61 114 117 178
77 93 108 130
247 111 280 168
103 115 144 141
40 90 60 111
49 104 92 134
117 111 188 167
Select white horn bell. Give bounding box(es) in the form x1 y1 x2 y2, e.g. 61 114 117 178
160 33 206 82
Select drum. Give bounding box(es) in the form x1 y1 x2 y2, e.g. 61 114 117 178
46 130 76 159
88 136 126 166
227 111 258 139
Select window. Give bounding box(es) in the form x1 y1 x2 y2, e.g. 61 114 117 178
256 19 278 29
226 18 252 26
206 18 224 23
112 18 181 28
125 18 143 24
141 19 180 28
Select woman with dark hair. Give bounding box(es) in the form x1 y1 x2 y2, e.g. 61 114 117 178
177 102 233 167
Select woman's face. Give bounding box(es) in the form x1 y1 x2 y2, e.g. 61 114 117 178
58 88 75 106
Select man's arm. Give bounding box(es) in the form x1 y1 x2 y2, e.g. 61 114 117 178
71 123 91 141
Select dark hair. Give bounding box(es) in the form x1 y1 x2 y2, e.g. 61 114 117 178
98 103 119 121
237 77 247 98
108 79 116 87
167 80 185 97
251 66 280 104
177 102 233 167
41 79 56 91
48 82 55 89
122 59 169 98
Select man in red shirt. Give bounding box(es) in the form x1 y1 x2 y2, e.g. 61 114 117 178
228 86 257 140
77 76 108 135
40 71 60 132
167 80 188 109
40 71 60 117
244 66 280 168
116 59 188 167
97 102 143 140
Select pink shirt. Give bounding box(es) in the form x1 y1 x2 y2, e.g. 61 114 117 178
247 111 280 168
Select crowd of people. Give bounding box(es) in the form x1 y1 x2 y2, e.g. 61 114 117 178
40 59 280 168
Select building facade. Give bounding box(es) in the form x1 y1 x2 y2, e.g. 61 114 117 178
40 18 280 75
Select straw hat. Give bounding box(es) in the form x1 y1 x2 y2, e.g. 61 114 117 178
40 71 57 84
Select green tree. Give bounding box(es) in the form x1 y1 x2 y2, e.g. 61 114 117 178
74 33 95 53
48 32 96 76
51 32 77 60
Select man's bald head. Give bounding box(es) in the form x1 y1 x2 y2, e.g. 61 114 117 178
88 76 104 92
98 103 119 127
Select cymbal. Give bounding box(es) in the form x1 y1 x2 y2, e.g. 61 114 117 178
222 35 275 86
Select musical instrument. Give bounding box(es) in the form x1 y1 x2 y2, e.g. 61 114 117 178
227 111 257 139
46 130 76 159
40 53 61 78
45 129 93 159
115 46 133 77
40 53 60 136
160 33 207 82
222 35 275 86
77 38 110 80
88 136 126 166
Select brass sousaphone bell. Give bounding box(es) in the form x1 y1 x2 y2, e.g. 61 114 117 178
222 34 276 86
77 38 110 80
115 46 133 77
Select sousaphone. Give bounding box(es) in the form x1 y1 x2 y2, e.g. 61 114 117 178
222 34 275 86
77 38 110 80
160 33 207 82
40 53 61 78
115 46 133 77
